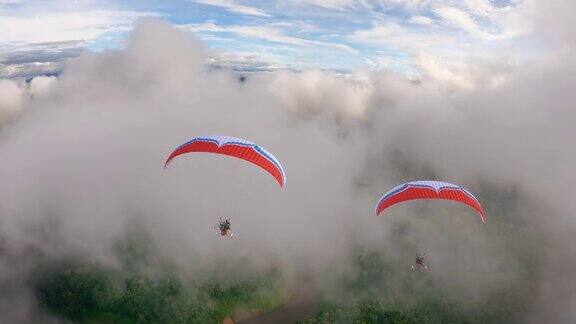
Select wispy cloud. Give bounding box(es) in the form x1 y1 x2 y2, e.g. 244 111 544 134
207 52 280 72
182 22 357 53
285 0 359 10
0 10 151 45
0 5 157 78
351 22 452 50
191 0 272 17
409 15 434 25
435 6 491 39
0 0 539 77
0 40 85 65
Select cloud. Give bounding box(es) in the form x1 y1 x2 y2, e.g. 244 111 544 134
182 22 357 53
192 0 272 17
284 0 358 10
462 0 494 16
29 75 57 98
0 10 150 45
269 69 373 118
415 51 514 89
0 8 157 80
351 22 452 50
0 61 62 80
206 52 280 72
434 1 535 41
435 6 487 37
0 8 576 321
0 41 86 65
0 79 24 121
0 0 538 79
409 15 434 25
0 75 58 123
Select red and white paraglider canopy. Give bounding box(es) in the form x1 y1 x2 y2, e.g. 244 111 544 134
164 135 286 187
375 180 485 223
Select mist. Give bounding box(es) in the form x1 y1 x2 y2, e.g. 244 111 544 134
1 1 575 322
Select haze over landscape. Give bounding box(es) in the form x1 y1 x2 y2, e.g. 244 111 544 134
1 0 575 323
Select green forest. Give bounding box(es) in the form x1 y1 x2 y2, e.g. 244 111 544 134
32 212 539 324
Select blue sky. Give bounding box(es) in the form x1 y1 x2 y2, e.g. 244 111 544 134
0 0 537 78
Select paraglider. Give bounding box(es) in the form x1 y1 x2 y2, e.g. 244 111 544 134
375 180 485 223
215 218 233 238
164 135 286 187
375 180 484 270
164 135 285 238
412 253 428 270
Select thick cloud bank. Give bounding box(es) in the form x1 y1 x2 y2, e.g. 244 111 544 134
0 3 575 321
0 79 25 122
